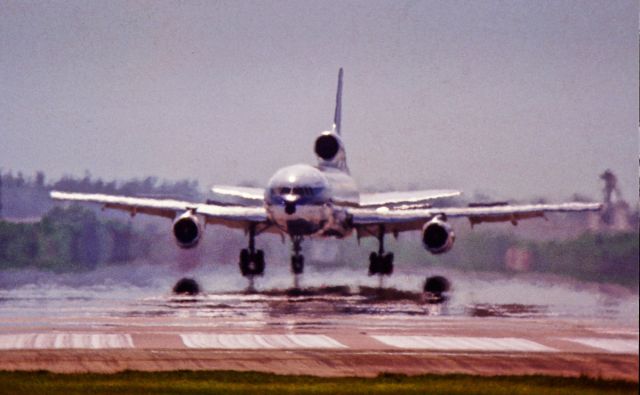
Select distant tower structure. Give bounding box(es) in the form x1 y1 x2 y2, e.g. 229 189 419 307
0 169 3 219
600 169 622 205
594 169 631 231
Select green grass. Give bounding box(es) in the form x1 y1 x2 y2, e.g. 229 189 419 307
0 371 637 395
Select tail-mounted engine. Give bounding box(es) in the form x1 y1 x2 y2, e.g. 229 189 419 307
422 217 455 254
314 131 348 172
172 211 203 249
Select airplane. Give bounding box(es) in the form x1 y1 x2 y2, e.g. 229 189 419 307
51 68 601 289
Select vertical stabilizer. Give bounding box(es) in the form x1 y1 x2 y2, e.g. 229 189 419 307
315 68 349 173
333 68 343 135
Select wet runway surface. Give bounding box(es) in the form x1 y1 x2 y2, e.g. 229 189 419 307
0 265 637 379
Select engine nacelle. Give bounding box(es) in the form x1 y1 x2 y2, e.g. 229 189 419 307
172 211 203 249
422 217 455 254
314 131 343 161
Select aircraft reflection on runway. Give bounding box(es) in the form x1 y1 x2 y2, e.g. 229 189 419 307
115 287 556 325
0 267 637 331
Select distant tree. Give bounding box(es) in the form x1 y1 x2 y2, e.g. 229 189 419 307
15 172 25 188
0 221 38 268
34 171 46 189
38 205 104 269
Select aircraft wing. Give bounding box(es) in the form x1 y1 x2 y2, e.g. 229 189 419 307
50 191 267 229
349 202 602 233
209 185 265 206
358 190 461 208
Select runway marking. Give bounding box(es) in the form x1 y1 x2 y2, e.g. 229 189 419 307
180 334 347 349
0 333 134 349
591 328 639 336
562 338 639 354
371 336 556 352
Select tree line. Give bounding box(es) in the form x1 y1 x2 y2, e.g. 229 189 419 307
1 169 636 287
391 230 639 287
0 170 203 219
0 205 154 271
0 205 636 287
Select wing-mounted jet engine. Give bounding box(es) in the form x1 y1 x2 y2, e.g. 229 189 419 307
421 217 455 254
172 211 203 248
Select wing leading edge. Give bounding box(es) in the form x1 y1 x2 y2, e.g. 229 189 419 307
350 201 602 232
50 191 268 229
209 185 265 206
358 190 461 208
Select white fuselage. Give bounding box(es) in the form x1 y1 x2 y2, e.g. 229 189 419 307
264 164 358 237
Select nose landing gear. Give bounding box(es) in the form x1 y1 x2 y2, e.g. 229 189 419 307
290 236 304 289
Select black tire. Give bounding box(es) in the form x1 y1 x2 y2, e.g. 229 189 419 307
239 249 250 276
254 250 265 275
368 252 379 275
382 252 394 275
291 255 304 275
240 249 249 264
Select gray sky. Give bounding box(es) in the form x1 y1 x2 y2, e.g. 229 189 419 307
1 1 637 202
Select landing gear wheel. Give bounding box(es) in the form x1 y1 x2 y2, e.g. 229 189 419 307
381 252 394 275
368 252 380 275
369 252 394 276
239 249 251 276
291 255 304 275
254 250 265 275
239 249 265 277
368 225 394 277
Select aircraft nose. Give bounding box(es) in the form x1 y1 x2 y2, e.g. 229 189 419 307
283 193 299 214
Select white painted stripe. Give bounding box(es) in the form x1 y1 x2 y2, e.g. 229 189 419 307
591 329 639 336
0 334 134 349
562 338 639 354
180 334 347 349
372 336 556 352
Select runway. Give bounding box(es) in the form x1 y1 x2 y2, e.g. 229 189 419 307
0 272 637 380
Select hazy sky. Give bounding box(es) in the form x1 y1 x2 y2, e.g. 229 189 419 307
1 1 637 202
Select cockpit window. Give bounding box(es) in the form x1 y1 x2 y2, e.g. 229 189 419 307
271 186 321 196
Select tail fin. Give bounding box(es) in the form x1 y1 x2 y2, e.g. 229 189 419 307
332 68 343 135
315 68 348 173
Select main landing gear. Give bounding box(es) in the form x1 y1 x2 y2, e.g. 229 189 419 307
239 224 265 290
368 225 394 277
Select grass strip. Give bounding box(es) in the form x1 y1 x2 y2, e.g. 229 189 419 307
0 370 637 395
